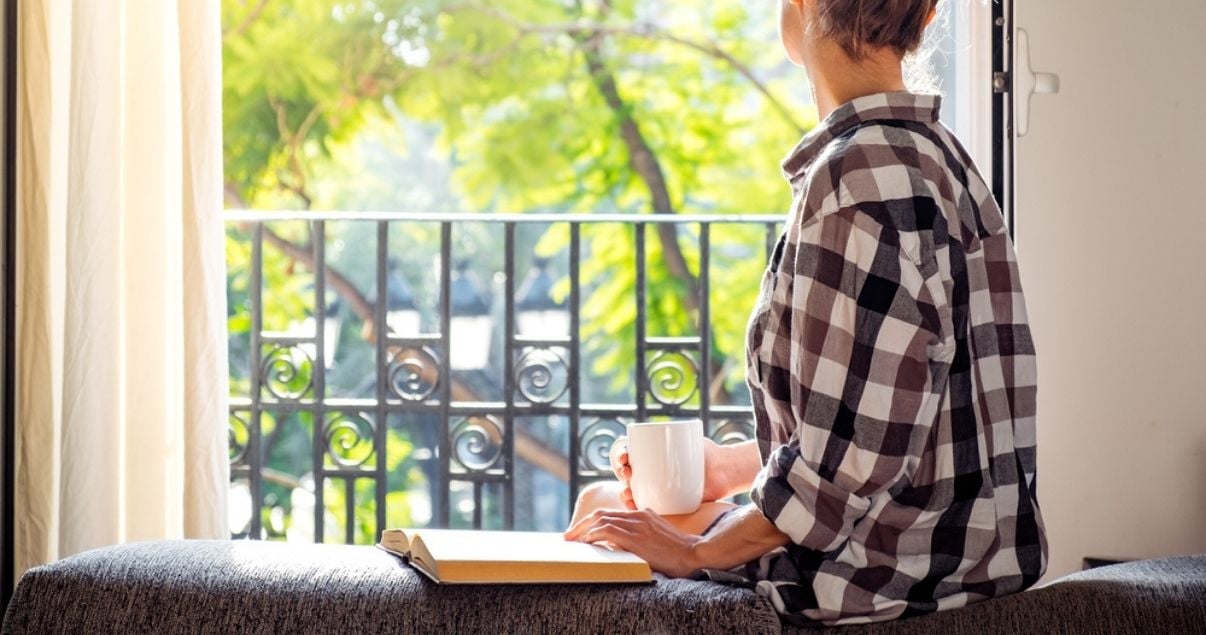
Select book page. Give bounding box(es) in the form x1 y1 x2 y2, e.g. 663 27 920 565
411 530 645 565
379 528 412 554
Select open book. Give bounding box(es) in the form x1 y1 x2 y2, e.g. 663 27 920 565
378 529 652 584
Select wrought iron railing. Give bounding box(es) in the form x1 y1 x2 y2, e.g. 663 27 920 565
226 211 782 543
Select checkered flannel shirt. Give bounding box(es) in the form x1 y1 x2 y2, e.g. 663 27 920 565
735 92 1047 625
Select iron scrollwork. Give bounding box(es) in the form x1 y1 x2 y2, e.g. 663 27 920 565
387 346 440 402
709 418 755 446
228 214 782 540
324 412 377 468
450 416 504 473
578 417 629 473
645 349 700 407
260 344 315 400
229 411 251 467
514 346 569 404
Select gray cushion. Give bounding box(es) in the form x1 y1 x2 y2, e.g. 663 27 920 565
4 540 1205 634
785 555 1206 635
1 540 781 634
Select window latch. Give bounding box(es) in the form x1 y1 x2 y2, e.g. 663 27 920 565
1015 28 1061 137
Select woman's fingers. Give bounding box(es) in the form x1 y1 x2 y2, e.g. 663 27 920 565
565 509 647 542
620 486 636 510
579 513 646 545
565 510 700 578
614 450 630 480
581 522 637 549
609 437 629 480
564 509 606 541
603 437 636 509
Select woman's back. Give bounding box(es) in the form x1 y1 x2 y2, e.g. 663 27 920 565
741 91 1047 625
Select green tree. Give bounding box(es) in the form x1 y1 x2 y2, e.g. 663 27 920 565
222 0 815 536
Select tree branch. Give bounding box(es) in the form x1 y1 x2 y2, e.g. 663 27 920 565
574 6 738 404
577 33 701 311
223 0 271 43
259 225 376 330
441 2 806 134
268 97 318 209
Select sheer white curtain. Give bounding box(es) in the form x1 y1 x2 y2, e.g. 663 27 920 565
15 0 228 574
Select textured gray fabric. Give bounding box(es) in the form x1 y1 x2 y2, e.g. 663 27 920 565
1 540 782 634
4 542 1204 634
784 554 1206 635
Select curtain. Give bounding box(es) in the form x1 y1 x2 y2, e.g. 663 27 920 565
15 0 228 575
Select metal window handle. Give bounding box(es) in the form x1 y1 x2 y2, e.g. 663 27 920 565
1016 28 1061 137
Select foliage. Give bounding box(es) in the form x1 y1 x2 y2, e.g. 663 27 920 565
222 0 815 538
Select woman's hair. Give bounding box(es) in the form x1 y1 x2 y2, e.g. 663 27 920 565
812 0 942 60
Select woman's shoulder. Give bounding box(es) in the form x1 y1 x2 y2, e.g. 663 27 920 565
796 121 961 233
794 119 1005 262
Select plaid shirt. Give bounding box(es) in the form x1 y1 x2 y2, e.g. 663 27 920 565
730 92 1047 626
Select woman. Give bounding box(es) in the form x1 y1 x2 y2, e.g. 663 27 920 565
565 0 1047 626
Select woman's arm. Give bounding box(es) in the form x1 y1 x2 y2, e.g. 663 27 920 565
746 205 943 554
564 504 789 578
707 440 763 500
690 504 791 570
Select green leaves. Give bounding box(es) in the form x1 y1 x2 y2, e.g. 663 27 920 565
223 0 815 535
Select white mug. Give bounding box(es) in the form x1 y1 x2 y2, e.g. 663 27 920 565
625 419 705 515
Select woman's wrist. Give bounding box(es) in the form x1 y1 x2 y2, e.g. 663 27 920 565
715 443 744 497
690 529 734 571
703 442 735 501
709 440 761 499
686 534 709 571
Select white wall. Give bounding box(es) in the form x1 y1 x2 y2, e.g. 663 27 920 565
1014 0 1206 580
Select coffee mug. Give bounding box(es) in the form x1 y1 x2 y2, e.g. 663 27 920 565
625 419 705 515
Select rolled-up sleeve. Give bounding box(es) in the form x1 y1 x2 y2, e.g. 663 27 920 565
750 203 947 553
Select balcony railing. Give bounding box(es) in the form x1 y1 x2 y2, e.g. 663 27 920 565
226 211 782 544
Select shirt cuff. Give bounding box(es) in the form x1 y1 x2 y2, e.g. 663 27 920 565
750 443 872 553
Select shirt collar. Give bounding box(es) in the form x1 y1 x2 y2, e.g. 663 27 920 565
781 91 942 182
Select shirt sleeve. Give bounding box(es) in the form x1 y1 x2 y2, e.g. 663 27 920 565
750 204 947 553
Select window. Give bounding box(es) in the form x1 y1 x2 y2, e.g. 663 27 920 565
222 1 989 543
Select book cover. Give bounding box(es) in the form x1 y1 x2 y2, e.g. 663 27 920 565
378 529 653 585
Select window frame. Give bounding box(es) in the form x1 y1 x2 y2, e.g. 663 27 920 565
992 0 1016 234
0 2 1019 580
2 0 18 612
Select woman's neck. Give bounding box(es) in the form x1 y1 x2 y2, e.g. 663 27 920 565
805 42 907 120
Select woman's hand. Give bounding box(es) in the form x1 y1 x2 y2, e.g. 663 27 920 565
563 508 701 578
609 436 734 510
607 436 637 510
